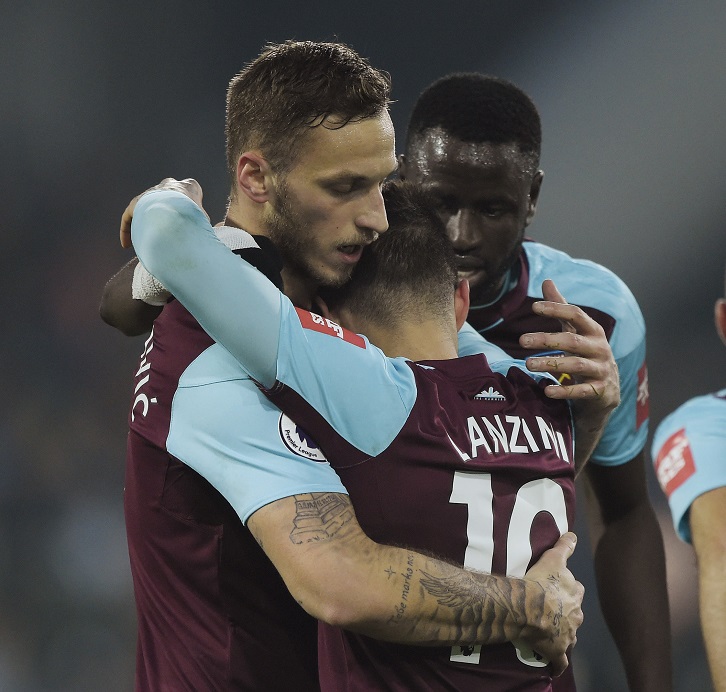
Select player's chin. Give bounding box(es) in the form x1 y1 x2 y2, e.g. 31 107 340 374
316 261 355 289
465 272 498 304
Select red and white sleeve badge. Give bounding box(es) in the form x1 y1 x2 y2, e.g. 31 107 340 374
654 428 696 497
295 308 366 348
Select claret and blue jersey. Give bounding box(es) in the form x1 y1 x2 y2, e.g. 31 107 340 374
267 332 576 689
124 296 327 690
132 190 580 690
461 239 650 468
652 388 726 543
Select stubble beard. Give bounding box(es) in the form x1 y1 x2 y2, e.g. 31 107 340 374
266 183 353 290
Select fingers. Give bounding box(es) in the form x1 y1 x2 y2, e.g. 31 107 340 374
155 177 204 207
527 301 604 337
541 279 567 305
521 533 583 674
526 352 610 381
159 178 208 221
542 381 608 400
538 280 577 334
120 195 142 249
118 178 206 249
120 212 131 248
521 331 605 359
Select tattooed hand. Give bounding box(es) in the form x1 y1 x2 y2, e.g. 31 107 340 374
519 532 584 676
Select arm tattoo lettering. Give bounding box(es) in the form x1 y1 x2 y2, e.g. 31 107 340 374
289 492 354 544
389 554 416 623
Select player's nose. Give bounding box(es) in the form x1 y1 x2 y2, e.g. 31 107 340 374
356 186 389 235
447 208 481 251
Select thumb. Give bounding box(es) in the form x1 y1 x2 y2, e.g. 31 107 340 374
552 532 578 560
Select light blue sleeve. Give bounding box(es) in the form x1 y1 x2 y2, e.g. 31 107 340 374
167 344 347 524
591 337 648 465
274 312 416 456
132 189 415 456
457 322 511 362
651 390 726 543
525 243 648 466
132 189 282 388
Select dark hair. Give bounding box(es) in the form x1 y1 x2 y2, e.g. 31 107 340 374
226 40 391 192
321 180 458 327
406 73 541 172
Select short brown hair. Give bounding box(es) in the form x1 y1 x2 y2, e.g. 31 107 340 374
225 41 391 193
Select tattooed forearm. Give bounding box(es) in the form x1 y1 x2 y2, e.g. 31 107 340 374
289 493 355 544
378 553 569 650
249 493 579 660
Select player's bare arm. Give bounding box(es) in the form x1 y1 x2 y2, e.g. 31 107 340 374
248 493 583 676
686 487 726 691
582 451 673 691
519 279 620 474
99 257 162 336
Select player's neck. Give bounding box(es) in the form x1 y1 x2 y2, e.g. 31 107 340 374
362 320 459 361
225 200 317 309
224 198 266 236
281 268 318 310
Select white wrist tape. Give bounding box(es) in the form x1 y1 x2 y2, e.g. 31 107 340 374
214 225 259 251
132 261 170 306
131 226 259 305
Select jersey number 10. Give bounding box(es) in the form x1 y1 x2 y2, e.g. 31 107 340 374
449 471 568 668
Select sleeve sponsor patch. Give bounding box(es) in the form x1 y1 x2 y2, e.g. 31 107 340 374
636 362 649 429
295 308 366 348
654 428 696 497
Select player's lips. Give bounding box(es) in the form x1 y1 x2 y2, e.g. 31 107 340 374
455 255 487 283
455 254 484 269
455 255 485 272
337 244 364 263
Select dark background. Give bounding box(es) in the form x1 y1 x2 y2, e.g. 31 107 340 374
2 1 723 689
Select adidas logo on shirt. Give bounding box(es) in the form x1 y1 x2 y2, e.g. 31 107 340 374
474 387 506 401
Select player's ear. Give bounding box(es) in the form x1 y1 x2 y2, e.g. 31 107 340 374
454 278 470 330
396 153 407 180
525 170 544 227
237 152 272 203
715 297 726 347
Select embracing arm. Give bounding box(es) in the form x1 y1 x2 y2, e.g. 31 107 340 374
248 491 583 674
582 452 672 691
690 486 726 692
100 187 174 335
131 189 280 386
99 257 162 336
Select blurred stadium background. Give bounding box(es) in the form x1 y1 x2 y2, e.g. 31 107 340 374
2 1 723 689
